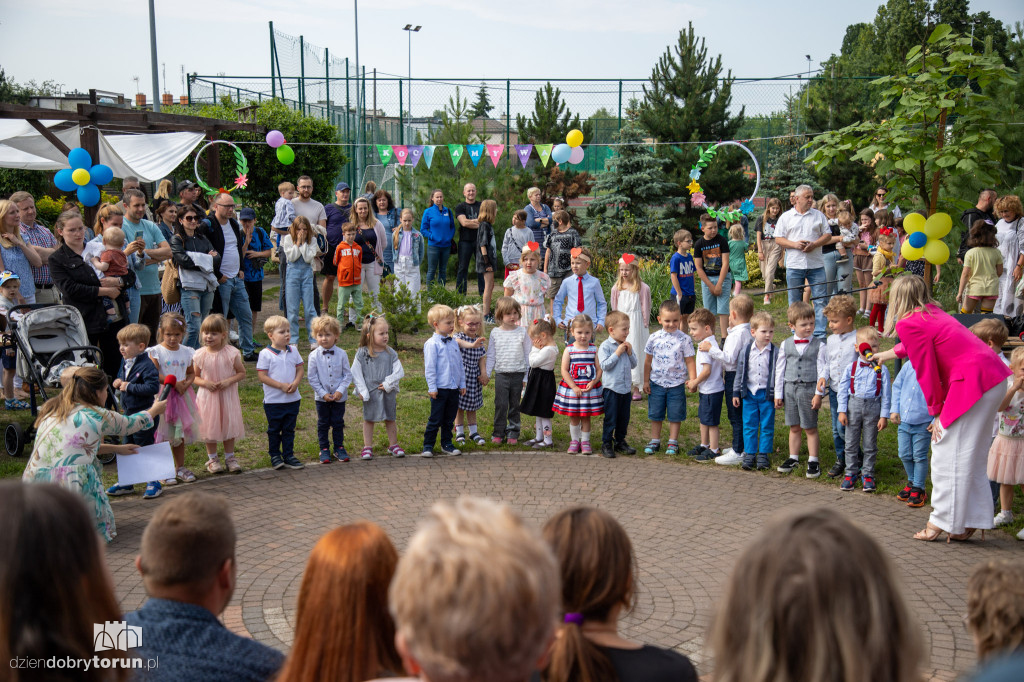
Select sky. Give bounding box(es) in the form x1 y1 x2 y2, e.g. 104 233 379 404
1 0 1019 120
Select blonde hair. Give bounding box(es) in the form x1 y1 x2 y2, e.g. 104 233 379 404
389 497 559 682
351 197 375 230
728 224 745 241
479 199 497 225
520 247 541 266
529 319 555 339
494 297 522 325
102 226 126 247
709 507 922 682
278 181 296 195
971 318 1009 349
154 179 172 201
393 208 417 251
527 187 541 200
427 304 455 327
613 260 640 294
157 312 186 342
604 310 629 331
263 315 290 336
0 200 19 248
116 323 151 346
823 295 857 320
570 313 594 332
995 195 1023 219
289 216 314 245
359 315 390 357
749 311 774 332
35 366 108 428
730 294 753 322
311 315 342 338
456 305 483 332
673 229 693 246
200 313 229 337
883 276 935 337
877 231 896 250
856 325 880 347
1009 346 1024 370
967 558 1024 661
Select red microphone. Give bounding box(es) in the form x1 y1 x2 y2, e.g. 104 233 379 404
858 342 883 375
158 374 177 401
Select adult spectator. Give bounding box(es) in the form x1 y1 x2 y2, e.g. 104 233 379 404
541 507 698 682
455 183 484 296
152 178 173 213
788 189 796 209
998 196 1024 317
708 507 922 682
293 175 327 315
0 199 42 304
117 176 154 222
959 189 999 264
755 198 783 305
323 182 353 311
125 491 285 682
205 194 257 361
11 191 59 304
171 205 219 349
0 481 133 677
49 211 131 378
352 197 387 319
122 189 171 344
374 188 400 276
277 522 404 682
381 497 558 682
967 559 1024 664
240 207 273 323
773 185 832 338
421 189 455 286
868 185 902 219
177 180 206 216
818 194 845 297
524 187 552 262
361 180 377 202
153 199 178 243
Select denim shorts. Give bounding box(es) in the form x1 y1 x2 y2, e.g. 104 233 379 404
701 274 732 315
648 382 686 422
698 390 724 426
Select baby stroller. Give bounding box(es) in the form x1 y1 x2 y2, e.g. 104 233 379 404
3 304 104 458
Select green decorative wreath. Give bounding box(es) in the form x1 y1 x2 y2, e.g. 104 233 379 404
193 140 249 196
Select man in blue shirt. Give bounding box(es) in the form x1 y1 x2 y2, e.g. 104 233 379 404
122 189 171 345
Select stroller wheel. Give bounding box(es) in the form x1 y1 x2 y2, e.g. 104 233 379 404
4 422 25 457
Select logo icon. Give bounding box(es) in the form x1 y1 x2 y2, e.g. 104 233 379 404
94 621 143 652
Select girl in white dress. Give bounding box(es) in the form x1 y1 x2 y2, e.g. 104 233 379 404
610 255 650 401
994 196 1024 317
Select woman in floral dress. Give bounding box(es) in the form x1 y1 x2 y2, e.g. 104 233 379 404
22 367 166 542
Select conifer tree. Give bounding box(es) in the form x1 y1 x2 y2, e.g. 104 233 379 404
515 83 593 145
469 83 493 119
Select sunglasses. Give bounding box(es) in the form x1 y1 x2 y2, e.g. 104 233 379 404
876 192 886 197
182 216 198 222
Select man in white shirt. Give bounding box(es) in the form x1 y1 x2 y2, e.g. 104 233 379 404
773 185 832 338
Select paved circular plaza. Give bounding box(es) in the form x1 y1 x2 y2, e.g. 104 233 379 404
106 452 1018 680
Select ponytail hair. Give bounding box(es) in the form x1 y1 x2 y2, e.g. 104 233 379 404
35 366 108 427
393 208 416 251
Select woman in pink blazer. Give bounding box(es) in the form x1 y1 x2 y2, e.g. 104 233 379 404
873 275 1011 541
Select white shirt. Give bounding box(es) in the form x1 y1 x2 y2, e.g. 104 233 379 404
821 330 858 394
257 345 303 404
774 336 829 400
706 322 752 373
307 345 353 401
696 335 725 394
219 219 240 278
774 206 830 270
745 342 775 394
485 326 532 375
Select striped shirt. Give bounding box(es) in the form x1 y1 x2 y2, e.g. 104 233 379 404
20 222 57 286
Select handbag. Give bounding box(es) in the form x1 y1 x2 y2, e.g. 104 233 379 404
161 259 180 304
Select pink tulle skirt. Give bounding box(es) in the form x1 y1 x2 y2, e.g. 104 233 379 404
987 434 1024 485
155 386 201 447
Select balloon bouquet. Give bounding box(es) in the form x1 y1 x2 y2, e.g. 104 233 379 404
551 129 586 166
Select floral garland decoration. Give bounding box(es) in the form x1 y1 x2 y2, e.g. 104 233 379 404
684 141 761 222
193 140 249 196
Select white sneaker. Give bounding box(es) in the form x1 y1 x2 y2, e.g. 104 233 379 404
715 450 744 465
229 330 240 342
994 509 1015 527
1017 527 1024 541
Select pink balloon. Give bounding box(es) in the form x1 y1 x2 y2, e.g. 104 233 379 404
568 146 585 165
266 130 285 148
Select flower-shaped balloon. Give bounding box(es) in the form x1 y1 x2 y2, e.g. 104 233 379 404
689 168 702 181
686 179 702 194
53 148 113 206
691 192 706 207
740 199 755 215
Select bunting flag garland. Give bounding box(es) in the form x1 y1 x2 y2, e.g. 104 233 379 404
535 144 553 167
391 145 409 166
407 145 424 168
448 144 464 167
486 144 504 168
376 144 394 165
467 144 484 167
422 145 435 169
514 144 533 169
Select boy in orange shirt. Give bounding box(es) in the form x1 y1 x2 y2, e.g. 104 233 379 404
333 223 363 329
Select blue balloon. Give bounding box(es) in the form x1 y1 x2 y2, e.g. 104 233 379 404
77 184 101 207
54 168 77 192
908 231 928 248
551 143 572 164
90 164 113 186
67 147 92 169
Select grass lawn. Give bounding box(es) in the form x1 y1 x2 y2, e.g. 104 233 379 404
2 281 1023 538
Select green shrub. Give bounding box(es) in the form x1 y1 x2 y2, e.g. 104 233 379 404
371 275 424 350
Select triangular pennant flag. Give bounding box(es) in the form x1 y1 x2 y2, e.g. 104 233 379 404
485 144 504 168
467 144 484 167
422 145 436 169
514 144 533 169
377 144 393 165
535 144 553 167
391 145 408 166
448 144 464 167
407 145 424 168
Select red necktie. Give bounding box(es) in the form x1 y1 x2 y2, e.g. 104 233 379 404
577 276 585 312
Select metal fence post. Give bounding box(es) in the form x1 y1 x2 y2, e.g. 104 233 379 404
299 35 305 115
345 58 351 187
506 80 511 152
325 47 330 117
399 83 404 146
617 80 622 130
269 21 276 99
187 74 192 105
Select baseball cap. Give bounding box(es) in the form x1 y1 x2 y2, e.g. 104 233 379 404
0 271 21 288
238 207 256 220
335 182 350 192
177 180 198 192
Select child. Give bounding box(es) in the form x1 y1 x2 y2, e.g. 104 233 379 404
273 181 298 234
422 305 465 457
307 314 353 464
192 313 246 474
553 313 604 454
486 297 532 444
454 305 488 446
774 301 826 478
334 223 363 329
701 295 753 465
732 311 778 470
610 254 651 401
688 308 725 461
643 299 696 456
256 315 305 470
990 346 1024 540
835 208 859 294
105 323 162 499
521 319 558 449
147 312 200 483
392 208 425 302
868 228 898 332
0 272 27 410
92 227 129 320
282 216 321 346
598 310 638 458
476 200 498 321
501 209 533 278
543 210 582 318
503 243 550 327
669 229 696 330
958 220 1003 314
854 209 878 317
727 224 749 296
693 214 731 341
819 295 860 478
891 360 931 507
837 326 891 492
552 247 607 336
352 314 406 458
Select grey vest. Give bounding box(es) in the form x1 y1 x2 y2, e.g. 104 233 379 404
783 337 822 383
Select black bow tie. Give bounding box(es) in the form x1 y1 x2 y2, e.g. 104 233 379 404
441 336 453 343
323 350 334 355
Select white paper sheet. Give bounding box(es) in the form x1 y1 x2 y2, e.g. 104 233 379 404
115 442 176 487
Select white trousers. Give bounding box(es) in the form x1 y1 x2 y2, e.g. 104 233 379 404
393 257 421 309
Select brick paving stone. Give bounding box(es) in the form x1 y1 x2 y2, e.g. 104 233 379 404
104 451 1015 678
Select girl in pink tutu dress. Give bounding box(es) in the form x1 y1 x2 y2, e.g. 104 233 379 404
990 346 1024 539
191 313 247 474
148 312 201 483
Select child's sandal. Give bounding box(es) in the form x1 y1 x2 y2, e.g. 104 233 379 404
471 433 487 445
360 447 374 460
454 434 466 445
665 443 679 456
644 440 661 455
388 444 406 458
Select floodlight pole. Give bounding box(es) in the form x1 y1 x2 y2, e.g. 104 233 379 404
403 24 421 118
149 0 161 111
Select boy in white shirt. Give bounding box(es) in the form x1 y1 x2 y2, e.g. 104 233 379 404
817 295 860 478
256 315 305 470
700 295 754 465
688 308 725 461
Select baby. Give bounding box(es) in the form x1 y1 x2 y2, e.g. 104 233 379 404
91 227 129 319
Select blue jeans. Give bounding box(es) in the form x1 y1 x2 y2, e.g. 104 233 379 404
742 388 775 454
786 266 827 338
828 387 847 463
277 257 287 315
835 250 854 294
285 260 316 344
128 286 141 324
898 421 931 489
425 245 450 286
823 250 839 297
700 274 732 316
217 276 254 355
180 287 214 349
724 371 743 452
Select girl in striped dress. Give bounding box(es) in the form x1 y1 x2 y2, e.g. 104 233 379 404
553 313 603 454
454 305 488 446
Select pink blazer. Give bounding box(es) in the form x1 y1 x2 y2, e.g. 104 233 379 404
893 304 1010 428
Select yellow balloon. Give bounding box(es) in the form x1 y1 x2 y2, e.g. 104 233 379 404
903 212 926 233
923 212 952 239
71 168 91 186
900 244 925 261
566 129 584 147
923 239 949 265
